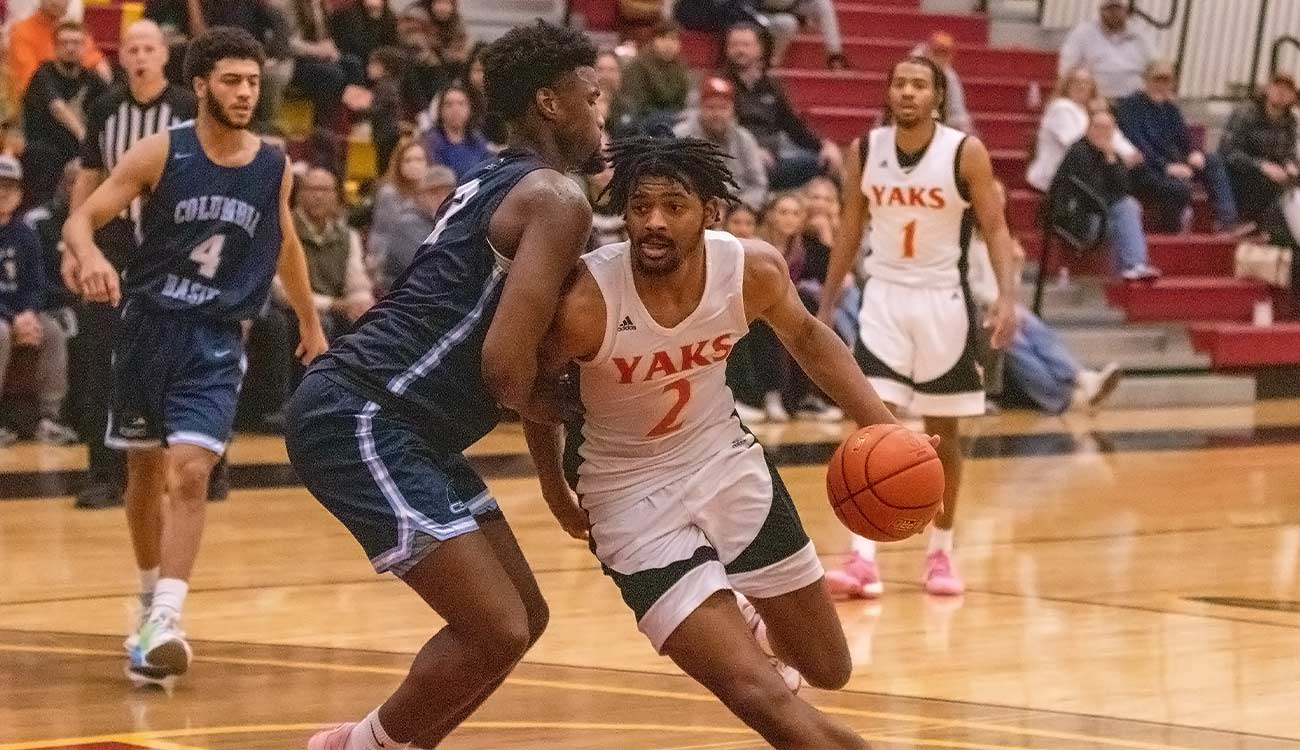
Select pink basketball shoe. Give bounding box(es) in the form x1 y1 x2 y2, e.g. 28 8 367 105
824 551 884 599
922 550 965 596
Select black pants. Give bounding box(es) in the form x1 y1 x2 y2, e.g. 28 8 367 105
70 300 126 489
292 56 359 127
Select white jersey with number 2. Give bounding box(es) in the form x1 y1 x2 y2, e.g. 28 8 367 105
575 230 751 502
861 123 971 288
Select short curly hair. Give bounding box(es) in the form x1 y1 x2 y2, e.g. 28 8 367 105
482 21 598 124
184 26 265 84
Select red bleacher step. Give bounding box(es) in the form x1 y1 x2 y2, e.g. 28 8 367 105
804 106 1038 149
1008 190 1219 234
831 4 988 43
780 70 1049 115
1105 277 1269 322
1021 233 1238 277
1188 322 1300 367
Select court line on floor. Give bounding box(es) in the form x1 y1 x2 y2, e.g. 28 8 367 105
0 641 1222 750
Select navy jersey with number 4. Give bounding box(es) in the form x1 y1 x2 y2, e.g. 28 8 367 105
317 148 550 454
127 121 285 320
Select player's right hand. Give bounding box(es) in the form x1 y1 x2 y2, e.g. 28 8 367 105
545 488 590 541
75 250 121 306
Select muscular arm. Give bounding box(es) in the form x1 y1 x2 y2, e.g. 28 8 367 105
273 157 329 363
960 137 1019 349
520 267 605 539
482 171 593 415
743 239 896 428
62 131 169 304
817 137 868 324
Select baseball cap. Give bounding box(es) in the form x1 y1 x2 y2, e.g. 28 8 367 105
699 77 735 103
0 155 21 182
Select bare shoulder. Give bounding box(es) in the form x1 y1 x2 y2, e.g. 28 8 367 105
502 169 593 220
740 237 791 299
958 134 992 170
555 260 607 359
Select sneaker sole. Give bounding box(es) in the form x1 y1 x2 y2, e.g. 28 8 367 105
144 639 192 675
124 663 178 688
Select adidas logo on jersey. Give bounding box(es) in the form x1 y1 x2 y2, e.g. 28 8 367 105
617 316 637 332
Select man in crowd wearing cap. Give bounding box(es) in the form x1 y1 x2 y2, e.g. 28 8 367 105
1059 0 1156 100
914 32 974 134
674 77 769 211
1117 60 1248 235
1218 72 1300 247
0 156 78 448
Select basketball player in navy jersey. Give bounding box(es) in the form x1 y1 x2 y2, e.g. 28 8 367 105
285 22 604 750
818 56 1019 598
62 27 328 684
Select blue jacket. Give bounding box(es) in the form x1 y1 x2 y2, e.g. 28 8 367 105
0 218 45 321
1115 91 1194 171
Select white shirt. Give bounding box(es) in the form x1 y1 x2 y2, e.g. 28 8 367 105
1058 19 1156 100
1026 97 1139 192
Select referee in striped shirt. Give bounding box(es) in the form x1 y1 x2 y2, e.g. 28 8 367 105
67 20 195 509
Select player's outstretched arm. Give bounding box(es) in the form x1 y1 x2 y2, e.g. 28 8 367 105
961 136 1019 349
743 239 896 428
520 267 605 541
482 172 593 419
273 156 329 364
62 131 169 305
816 137 869 326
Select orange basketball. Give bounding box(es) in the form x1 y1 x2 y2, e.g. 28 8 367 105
826 424 945 542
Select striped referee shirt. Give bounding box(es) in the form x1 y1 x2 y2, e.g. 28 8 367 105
79 82 196 245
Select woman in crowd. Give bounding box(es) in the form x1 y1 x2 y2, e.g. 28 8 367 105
1026 67 1141 193
419 84 492 179
368 136 429 282
459 43 507 149
427 0 469 68
723 203 758 238
329 0 398 66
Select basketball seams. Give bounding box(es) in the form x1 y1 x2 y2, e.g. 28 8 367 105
826 423 942 541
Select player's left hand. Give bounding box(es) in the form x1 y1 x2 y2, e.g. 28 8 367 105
984 296 1017 350
545 487 589 541
296 322 329 364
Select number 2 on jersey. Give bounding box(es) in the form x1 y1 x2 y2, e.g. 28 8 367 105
901 220 917 259
647 380 691 437
189 235 226 278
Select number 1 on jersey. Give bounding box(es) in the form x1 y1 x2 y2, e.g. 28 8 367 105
189 235 226 279
902 220 917 259
647 380 691 437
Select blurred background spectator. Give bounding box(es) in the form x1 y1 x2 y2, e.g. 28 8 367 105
285 0 359 128
374 165 456 293
722 22 841 190
419 84 491 178
621 20 690 136
674 76 767 211
596 47 639 139
1218 73 1299 248
914 32 973 133
1027 67 1140 194
757 0 844 69
1058 0 1155 100
329 0 398 67
7 0 110 102
1116 60 1245 235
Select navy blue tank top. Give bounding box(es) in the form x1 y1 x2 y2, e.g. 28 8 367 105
317 149 549 454
126 121 285 321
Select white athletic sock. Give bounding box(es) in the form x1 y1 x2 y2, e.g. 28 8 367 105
348 708 404 750
928 526 954 554
139 567 159 604
851 535 877 560
150 578 188 619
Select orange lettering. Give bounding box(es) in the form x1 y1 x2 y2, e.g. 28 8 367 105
645 350 677 380
929 187 946 208
908 187 926 207
679 341 711 369
711 334 734 362
871 185 887 206
888 187 905 206
612 356 641 384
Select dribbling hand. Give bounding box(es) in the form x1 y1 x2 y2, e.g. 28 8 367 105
544 485 589 540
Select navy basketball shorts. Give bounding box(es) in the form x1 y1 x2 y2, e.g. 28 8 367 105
284 371 503 577
106 304 245 455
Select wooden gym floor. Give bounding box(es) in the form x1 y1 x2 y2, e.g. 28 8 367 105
2 401 1299 749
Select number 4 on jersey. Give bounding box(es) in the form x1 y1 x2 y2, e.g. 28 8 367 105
189 234 225 279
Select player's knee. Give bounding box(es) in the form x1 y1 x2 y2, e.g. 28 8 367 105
801 651 853 691
719 671 800 729
523 595 549 647
168 456 214 504
470 609 533 670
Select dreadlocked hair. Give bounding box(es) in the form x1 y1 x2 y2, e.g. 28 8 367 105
599 136 741 215
884 55 949 125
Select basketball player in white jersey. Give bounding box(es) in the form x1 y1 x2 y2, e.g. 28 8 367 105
818 56 1018 598
525 137 921 750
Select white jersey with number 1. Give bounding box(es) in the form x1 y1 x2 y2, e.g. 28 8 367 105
861 123 971 288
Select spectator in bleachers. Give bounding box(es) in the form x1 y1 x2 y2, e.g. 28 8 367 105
459 43 506 149
395 5 454 120
7 0 110 100
21 20 108 204
287 166 375 339
1116 61 1245 234
368 135 428 281
426 0 469 69
420 84 491 178
329 0 398 67
723 202 757 237
286 0 360 127
1058 0 1155 100
621 20 691 135
1027 67 1140 193
374 165 456 293
350 45 405 175
23 161 78 317
800 175 836 271
723 22 842 190
596 47 638 139
1218 72 1299 244
1052 109 1160 280
757 0 845 69
0 156 76 446
673 76 768 211
914 32 974 134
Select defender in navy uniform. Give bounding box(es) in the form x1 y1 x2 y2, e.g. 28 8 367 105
288 23 603 750
62 28 328 684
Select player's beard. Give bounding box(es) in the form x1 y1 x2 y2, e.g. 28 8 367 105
206 94 251 130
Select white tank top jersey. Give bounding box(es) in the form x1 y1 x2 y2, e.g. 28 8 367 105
861 123 972 288
575 230 752 500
